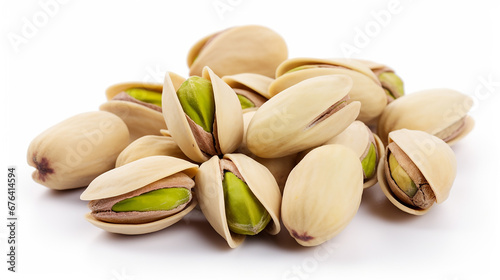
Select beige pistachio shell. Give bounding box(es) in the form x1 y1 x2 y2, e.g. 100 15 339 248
323 120 385 189
27 111 129 190
236 110 297 191
246 74 361 158
83 200 197 235
115 135 191 167
105 73 185 100
377 129 457 215
270 57 386 123
99 101 165 141
195 154 281 248
377 88 474 146
80 156 198 235
162 66 244 163
187 25 288 78
282 144 363 247
354 59 393 74
222 73 274 99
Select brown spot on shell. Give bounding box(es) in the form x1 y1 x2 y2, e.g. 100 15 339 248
33 155 54 182
291 230 314 242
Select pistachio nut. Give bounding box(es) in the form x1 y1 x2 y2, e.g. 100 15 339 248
222 73 273 112
246 74 361 158
27 111 129 190
377 88 475 146
80 156 198 234
268 57 387 123
236 110 297 191
310 120 385 189
195 153 281 248
115 135 191 167
100 73 185 141
355 59 404 103
377 129 457 215
282 144 363 247
162 66 244 163
187 25 288 78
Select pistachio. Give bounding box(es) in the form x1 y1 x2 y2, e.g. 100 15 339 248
378 72 404 101
162 67 244 163
282 144 363 246
222 167 271 235
195 153 281 248
269 57 387 123
176 76 216 133
237 93 256 109
361 143 377 180
81 155 199 234
222 73 272 111
27 111 129 190
377 88 474 146
187 25 288 78
377 129 457 215
124 88 163 107
246 74 361 158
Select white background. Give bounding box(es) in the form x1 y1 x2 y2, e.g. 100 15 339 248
1 0 500 279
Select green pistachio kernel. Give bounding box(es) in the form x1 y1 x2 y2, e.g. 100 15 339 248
361 143 377 179
379 72 404 98
388 153 417 197
125 88 162 107
222 171 271 235
176 76 215 133
237 94 255 110
111 188 191 212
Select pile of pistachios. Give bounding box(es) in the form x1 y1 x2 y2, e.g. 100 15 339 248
27 25 474 248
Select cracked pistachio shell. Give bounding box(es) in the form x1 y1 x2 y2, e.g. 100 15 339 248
162 66 244 163
27 111 129 190
282 144 363 247
115 135 191 167
187 25 288 78
377 129 457 215
246 74 361 158
269 57 387 123
195 153 281 248
322 120 385 189
377 88 475 146
236 110 297 192
80 156 198 234
222 73 272 112
99 74 185 142
355 59 404 102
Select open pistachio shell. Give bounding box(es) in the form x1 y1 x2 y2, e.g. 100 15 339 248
246 74 361 158
80 156 198 234
377 88 474 146
195 153 281 248
187 25 288 78
269 57 386 123
100 74 185 142
162 66 244 163
115 135 191 167
377 129 457 215
236 110 297 191
27 111 130 190
282 144 363 246
322 120 385 189
355 59 404 103
222 73 274 99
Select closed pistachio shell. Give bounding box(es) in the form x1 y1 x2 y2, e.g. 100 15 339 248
195 153 281 248
269 57 386 123
27 111 129 190
377 129 457 215
377 88 474 146
115 135 191 167
322 120 385 189
246 74 361 158
162 66 244 163
80 156 198 234
187 25 288 78
282 144 363 246
236 110 297 191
